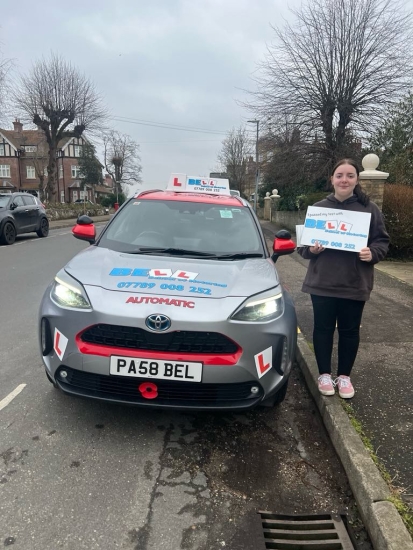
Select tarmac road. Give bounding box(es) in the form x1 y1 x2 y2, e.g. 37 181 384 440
0 224 372 549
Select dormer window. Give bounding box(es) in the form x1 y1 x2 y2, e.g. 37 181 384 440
0 144 4 156
23 145 37 153
74 145 82 157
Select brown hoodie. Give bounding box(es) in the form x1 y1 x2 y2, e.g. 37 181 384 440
298 194 389 301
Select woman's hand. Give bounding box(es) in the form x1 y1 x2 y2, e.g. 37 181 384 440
309 241 325 254
359 247 373 262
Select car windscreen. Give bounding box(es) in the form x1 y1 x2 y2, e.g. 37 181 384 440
0 196 11 208
98 199 265 255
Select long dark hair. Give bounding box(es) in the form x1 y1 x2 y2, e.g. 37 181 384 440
331 158 370 206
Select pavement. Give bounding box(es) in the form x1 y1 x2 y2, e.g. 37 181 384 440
49 214 413 549
261 219 413 550
48 213 112 231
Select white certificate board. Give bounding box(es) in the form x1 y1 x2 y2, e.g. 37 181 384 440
300 206 371 252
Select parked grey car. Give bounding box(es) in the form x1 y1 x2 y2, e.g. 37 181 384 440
0 192 49 245
39 185 297 410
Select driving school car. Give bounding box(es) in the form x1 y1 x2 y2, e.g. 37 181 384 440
39 173 297 410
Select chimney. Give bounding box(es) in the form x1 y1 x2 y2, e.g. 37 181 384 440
13 119 23 133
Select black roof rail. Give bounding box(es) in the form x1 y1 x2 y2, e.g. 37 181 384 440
134 189 164 198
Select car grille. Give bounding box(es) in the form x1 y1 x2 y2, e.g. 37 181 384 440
56 367 263 407
80 324 238 354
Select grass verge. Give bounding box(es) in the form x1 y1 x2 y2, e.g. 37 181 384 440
341 401 413 536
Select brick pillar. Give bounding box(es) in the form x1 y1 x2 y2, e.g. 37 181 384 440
359 154 389 211
263 193 271 220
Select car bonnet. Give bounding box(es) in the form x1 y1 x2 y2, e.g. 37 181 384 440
64 247 280 298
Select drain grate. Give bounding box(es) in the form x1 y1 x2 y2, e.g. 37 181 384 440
258 512 355 549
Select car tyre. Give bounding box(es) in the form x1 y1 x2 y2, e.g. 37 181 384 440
260 379 289 409
36 217 49 238
45 370 57 388
0 221 16 245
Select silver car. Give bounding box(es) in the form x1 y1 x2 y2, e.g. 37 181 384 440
39 187 297 410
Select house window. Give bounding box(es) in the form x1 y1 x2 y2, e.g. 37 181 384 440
26 166 36 179
26 166 36 180
80 190 87 199
71 165 81 178
24 145 37 153
74 145 82 157
61 191 65 203
43 167 48 176
59 165 63 179
0 165 10 177
0 144 5 156
73 190 78 201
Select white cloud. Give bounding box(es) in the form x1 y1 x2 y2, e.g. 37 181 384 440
1 0 305 187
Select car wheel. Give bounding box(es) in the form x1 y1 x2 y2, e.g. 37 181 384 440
272 379 289 405
45 370 57 388
0 222 16 245
260 379 289 408
36 218 49 238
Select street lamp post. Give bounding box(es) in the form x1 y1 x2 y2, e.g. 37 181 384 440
247 119 259 212
112 156 122 207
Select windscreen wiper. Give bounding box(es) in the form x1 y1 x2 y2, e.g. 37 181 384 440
126 247 217 257
215 253 264 260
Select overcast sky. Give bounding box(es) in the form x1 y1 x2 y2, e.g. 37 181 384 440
1 0 309 194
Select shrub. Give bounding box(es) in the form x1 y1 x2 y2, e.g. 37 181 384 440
382 184 413 259
100 193 127 207
276 183 313 211
296 192 330 210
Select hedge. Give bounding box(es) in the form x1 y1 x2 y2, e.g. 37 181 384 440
382 184 413 260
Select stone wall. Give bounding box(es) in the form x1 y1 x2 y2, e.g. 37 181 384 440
270 210 306 233
46 205 109 220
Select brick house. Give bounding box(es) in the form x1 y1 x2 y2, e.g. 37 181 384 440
0 120 113 203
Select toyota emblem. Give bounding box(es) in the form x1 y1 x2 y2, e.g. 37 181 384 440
145 314 171 332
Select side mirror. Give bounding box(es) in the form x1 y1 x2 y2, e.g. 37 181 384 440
72 219 96 244
9 203 16 210
77 214 93 225
271 229 296 263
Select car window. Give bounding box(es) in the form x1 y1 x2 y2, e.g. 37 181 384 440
22 195 36 206
98 199 263 254
13 196 25 207
0 195 11 208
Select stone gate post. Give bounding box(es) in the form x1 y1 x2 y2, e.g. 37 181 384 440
359 154 389 211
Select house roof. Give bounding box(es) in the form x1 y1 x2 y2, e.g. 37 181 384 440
1 129 46 149
94 185 113 194
0 128 83 153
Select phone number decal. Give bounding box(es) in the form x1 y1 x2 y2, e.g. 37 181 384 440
117 282 212 295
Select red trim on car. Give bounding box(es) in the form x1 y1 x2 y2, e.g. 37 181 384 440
75 335 242 366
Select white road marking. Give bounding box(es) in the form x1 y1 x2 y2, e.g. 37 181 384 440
0 384 27 411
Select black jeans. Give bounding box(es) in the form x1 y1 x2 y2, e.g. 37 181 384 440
310 295 365 377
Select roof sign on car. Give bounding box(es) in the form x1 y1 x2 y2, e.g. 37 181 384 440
166 173 231 196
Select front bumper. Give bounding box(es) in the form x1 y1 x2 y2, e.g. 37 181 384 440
39 287 297 410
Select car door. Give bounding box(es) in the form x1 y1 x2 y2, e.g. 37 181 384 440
22 194 40 231
10 195 31 233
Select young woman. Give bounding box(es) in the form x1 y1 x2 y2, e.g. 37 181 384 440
298 159 389 398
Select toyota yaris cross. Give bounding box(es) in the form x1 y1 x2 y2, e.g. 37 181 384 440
39 174 297 410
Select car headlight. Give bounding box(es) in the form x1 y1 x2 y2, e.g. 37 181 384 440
231 292 284 322
50 269 91 310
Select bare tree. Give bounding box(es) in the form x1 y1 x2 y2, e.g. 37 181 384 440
103 130 142 197
0 52 12 123
217 126 252 194
13 54 107 201
249 0 413 172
